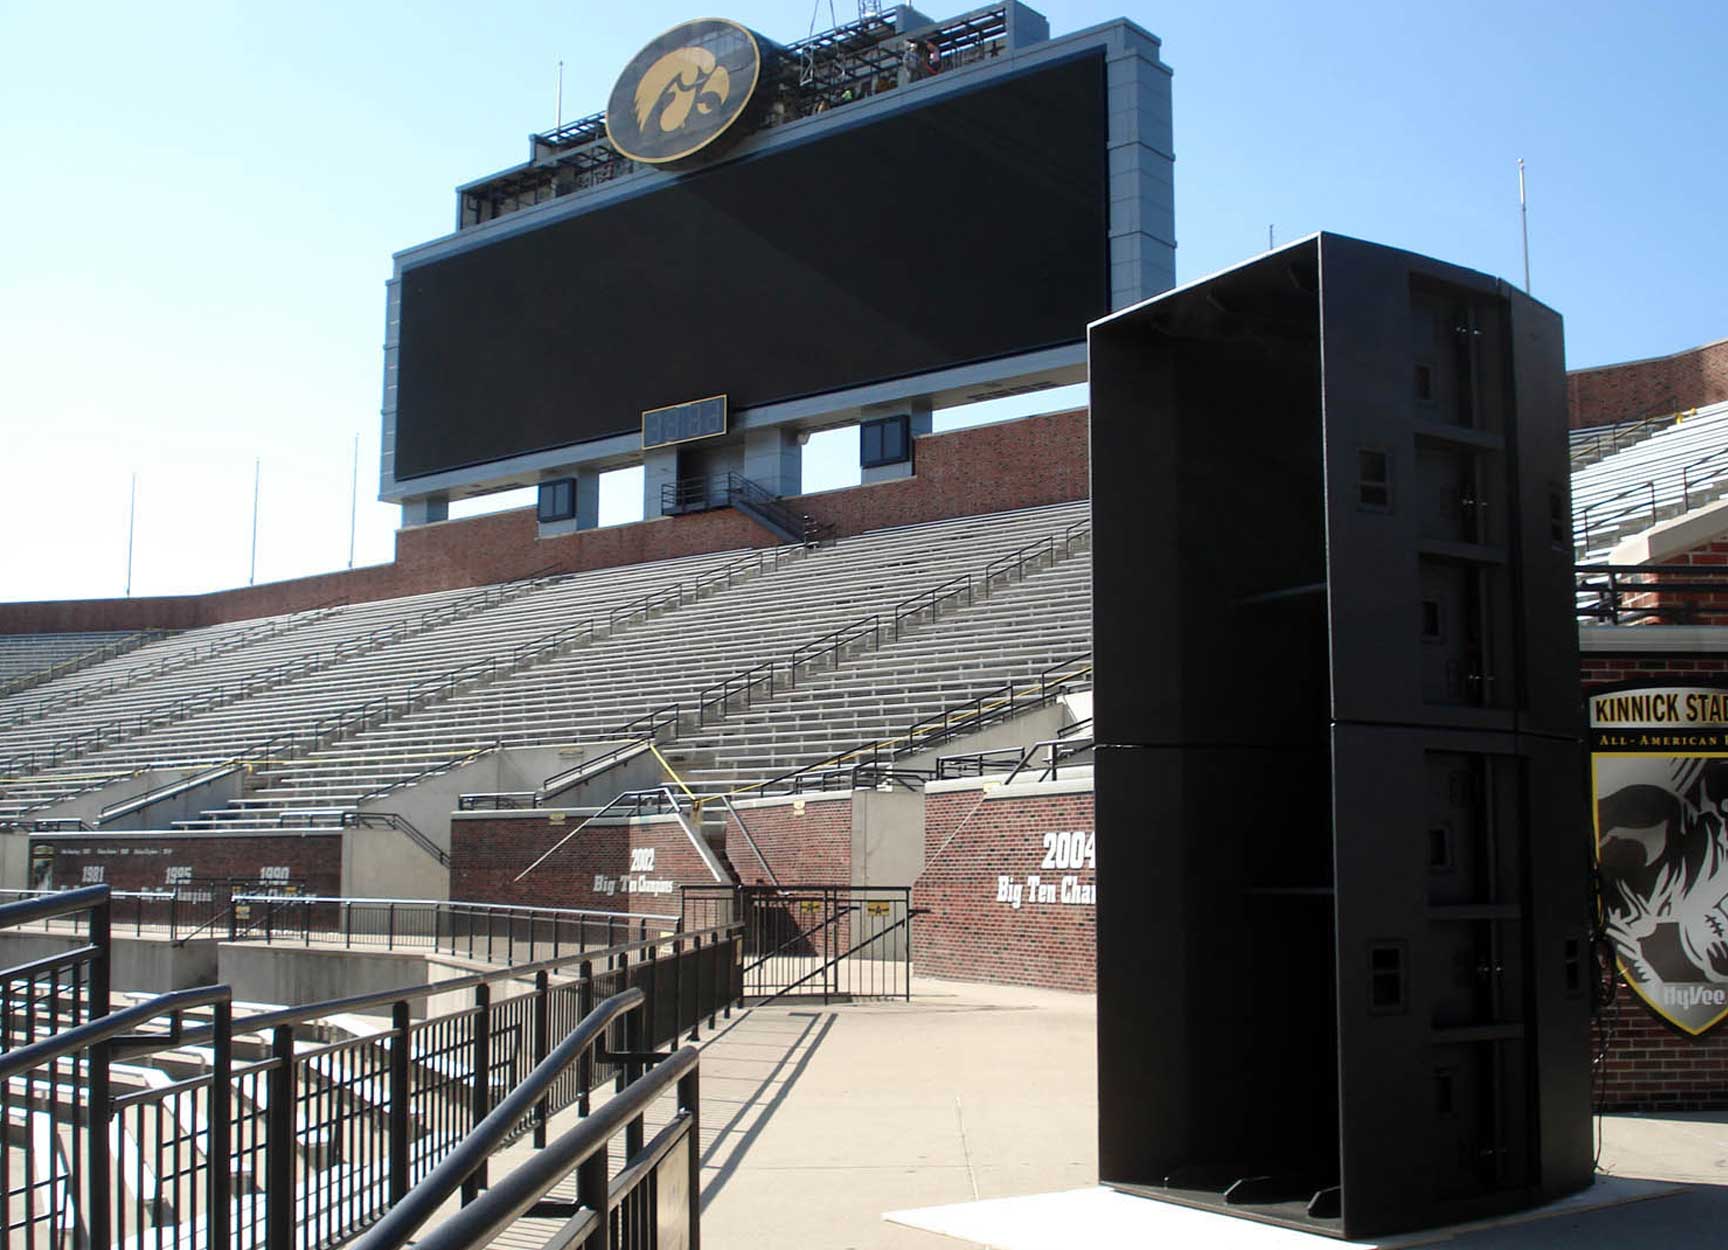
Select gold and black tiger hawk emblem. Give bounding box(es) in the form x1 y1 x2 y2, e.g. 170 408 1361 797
606 20 767 166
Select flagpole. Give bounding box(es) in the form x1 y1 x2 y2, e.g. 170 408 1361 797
249 458 260 586
1518 158 1531 294
349 434 359 570
124 473 136 597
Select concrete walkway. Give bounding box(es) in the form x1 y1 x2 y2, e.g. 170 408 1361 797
676 979 1728 1250
695 978 1096 1250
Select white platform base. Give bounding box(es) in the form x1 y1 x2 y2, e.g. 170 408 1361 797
883 1176 1679 1249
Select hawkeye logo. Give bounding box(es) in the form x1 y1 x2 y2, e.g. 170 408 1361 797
606 19 766 166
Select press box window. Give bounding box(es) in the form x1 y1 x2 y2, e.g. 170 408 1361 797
537 478 576 523
860 415 912 468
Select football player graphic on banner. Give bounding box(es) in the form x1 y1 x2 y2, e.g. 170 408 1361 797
1592 684 1728 1035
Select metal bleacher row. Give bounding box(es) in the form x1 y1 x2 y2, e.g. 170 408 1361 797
1572 398 1728 559
0 630 149 689
0 502 1093 831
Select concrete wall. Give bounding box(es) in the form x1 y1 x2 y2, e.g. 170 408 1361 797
84 769 244 831
216 942 437 1015
343 744 572 899
0 931 219 994
0 832 31 889
851 788 923 887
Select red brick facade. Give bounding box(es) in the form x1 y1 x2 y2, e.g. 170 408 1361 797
722 796 852 885
1568 337 1728 428
1596 980 1728 1111
450 813 722 915
914 784 1096 992
0 409 1090 635
33 832 342 894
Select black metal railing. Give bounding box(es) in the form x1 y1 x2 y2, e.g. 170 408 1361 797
219 893 679 962
936 732 1095 784
659 473 828 545
1569 410 1673 467
342 810 450 864
1 881 283 944
892 575 973 640
1577 481 1657 552
683 884 913 1003
349 987 700 1250
531 738 658 807
1576 562 1728 625
721 650 1093 804
787 614 881 685
697 659 777 724
0 885 740 1250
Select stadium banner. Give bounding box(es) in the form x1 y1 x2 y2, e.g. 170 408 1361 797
1591 681 1728 1035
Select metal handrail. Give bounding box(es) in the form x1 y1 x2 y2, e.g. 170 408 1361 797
538 738 656 802
181 919 743 1040
697 660 776 723
1003 735 1094 785
1681 443 1728 511
0 882 111 932
352 740 497 807
0 981 231 1082
1575 562 1728 624
1570 410 1674 466
716 793 779 886
732 650 1093 802
348 987 652 1250
892 575 973 639
983 534 1056 587
615 702 682 743
512 618 595 667
403 1047 699 1250
96 760 241 824
787 614 881 684
340 810 450 865
608 584 686 632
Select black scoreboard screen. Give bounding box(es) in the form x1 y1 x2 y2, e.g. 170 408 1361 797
393 52 1108 481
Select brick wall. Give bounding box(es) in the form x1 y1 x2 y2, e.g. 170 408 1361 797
1568 337 1728 429
723 795 852 885
1596 980 1728 1110
450 813 720 915
0 409 1090 635
914 783 1096 991
33 832 342 893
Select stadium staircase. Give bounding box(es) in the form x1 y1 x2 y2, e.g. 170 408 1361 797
1572 399 1728 559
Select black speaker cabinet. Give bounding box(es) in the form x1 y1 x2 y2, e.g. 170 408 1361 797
1089 233 1591 1239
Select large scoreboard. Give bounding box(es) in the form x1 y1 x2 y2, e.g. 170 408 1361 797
381 6 1174 500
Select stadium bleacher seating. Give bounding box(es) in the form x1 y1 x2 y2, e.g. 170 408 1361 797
0 503 1092 839
0 630 152 691
1572 399 1728 558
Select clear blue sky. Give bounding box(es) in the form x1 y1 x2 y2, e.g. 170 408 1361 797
2 1 1723 603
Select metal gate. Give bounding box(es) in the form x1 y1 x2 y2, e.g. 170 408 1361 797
682 884 914 1002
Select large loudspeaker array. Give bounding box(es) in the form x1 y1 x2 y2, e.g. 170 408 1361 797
1088 233 1593 1239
